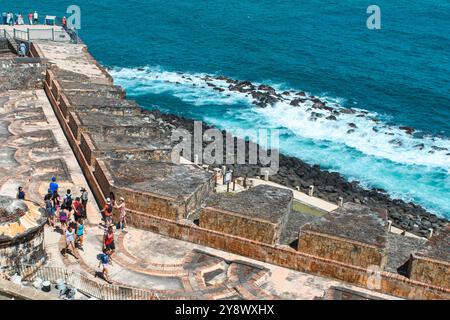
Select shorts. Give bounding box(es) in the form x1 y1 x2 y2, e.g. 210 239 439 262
105 241 115 251
60 218 67 223
47 208 55 217
105 216 112 224
74 215 82 222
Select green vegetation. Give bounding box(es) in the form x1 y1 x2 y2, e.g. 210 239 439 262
292 200 326 217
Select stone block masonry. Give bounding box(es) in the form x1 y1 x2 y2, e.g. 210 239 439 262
298 203 389 269
200 185 293 245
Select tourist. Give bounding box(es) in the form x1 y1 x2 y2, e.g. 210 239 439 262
17 14 24 25
62 16 67 29
63 189 73 214
8 12 14 26
72 197 84 223
44 189 56 227
115 197 127 231
75 218 86 250
59 204 69 232
100 197 114 228
52 190 61 216
28 12 33 25
18 42 27 57
16 186 25 200
80 187 88 217
2 12 7 25
109 191 116 206
98 248 113 284
63 224 78 259
33 11 38 24
49 176 59 194
103 226 115 259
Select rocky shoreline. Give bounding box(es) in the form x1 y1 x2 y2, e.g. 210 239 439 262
145 108 448 238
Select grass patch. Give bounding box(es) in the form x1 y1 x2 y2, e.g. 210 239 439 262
292 200 326 217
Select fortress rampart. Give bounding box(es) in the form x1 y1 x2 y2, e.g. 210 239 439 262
33 41 449 300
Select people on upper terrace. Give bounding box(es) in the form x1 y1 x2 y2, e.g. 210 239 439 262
33 11 38 24
17 14 24 25
28 12 33 25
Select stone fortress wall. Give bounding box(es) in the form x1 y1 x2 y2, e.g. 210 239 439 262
31 42 449 300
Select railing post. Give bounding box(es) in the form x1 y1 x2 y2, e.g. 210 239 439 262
27 28 30 41
52 28 55 41
13 29 15 38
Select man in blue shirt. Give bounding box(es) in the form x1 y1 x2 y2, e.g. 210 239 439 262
49 176 59 194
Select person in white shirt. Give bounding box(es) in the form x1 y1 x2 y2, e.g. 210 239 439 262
33 11 38 24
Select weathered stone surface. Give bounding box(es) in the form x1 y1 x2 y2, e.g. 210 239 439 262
298 203 389 268
200 185 293 244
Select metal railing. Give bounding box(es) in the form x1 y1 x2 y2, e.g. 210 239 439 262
1 264 158 300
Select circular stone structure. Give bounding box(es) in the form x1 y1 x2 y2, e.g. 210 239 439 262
0 196 47 269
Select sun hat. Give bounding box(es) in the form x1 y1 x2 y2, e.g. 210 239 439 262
106 197 111 203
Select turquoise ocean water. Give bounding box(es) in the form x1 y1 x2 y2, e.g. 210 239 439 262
3 0 449 217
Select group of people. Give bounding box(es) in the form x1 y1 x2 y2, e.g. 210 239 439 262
39 176 127 283
43 177 89 259
2 11 38 26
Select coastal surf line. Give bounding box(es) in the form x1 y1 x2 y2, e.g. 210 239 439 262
171 121 280 175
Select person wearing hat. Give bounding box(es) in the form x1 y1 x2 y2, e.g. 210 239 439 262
115 197 127 231
100 197 114 228
80 187 88 217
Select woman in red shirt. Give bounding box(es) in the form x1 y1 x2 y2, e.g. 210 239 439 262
103 226 115 259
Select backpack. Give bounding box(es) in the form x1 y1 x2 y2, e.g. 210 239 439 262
107 204 113 214
63 194 73 207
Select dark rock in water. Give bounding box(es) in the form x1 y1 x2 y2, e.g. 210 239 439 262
137 68 145 71
216 75 229 81
348 123 357 128
213 87 225 92
389 139 403 147
356 114 365 118
340 108 355 114
206 82 216 87
431 146 448 151
326 115 337 121
296 91 306 97
282 91 290 96
399 126 415 135
290 98 306 106
312 102 325 109
370 117 380 123
310 112 324 121
257 84 276 94
413 143 425 150
347 129 355 134
372 127 379 132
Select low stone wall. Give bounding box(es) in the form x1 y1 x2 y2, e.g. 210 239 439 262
200 207 283 245
80 132 173 166
94 159 184 220
408 255 450 289
298 230 387 269
124 208 450 300
0 59 45 90
0 226 46 268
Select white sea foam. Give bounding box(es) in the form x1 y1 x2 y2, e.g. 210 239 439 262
110 66 450 172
